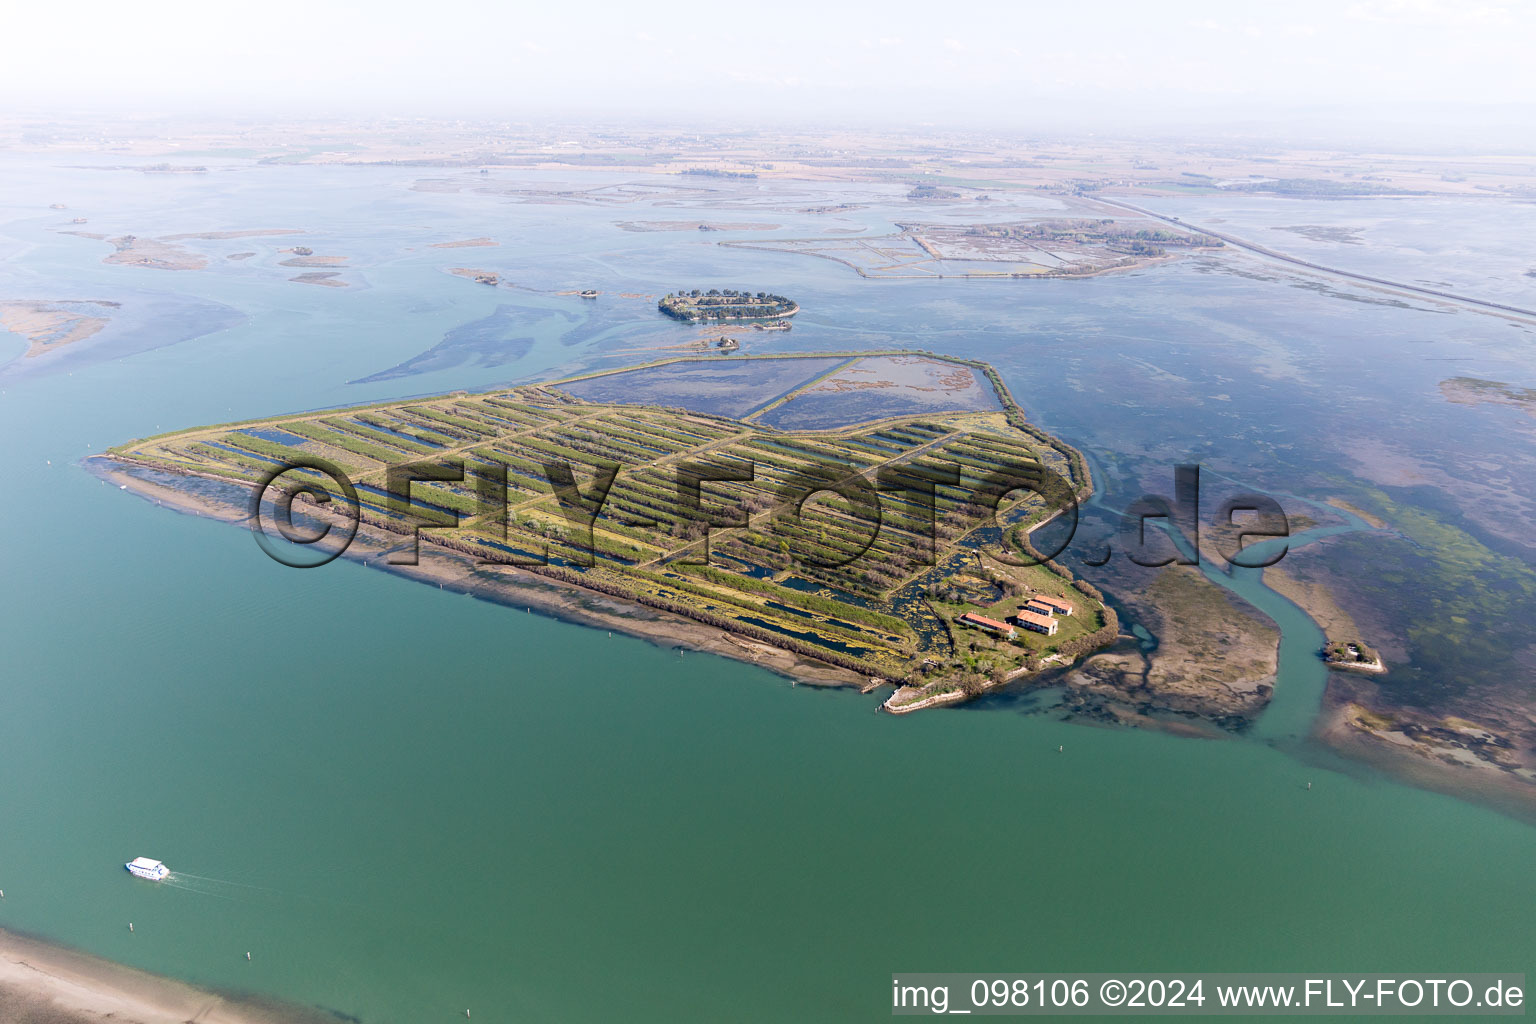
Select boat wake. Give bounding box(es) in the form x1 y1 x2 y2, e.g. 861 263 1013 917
160 869 364 916
160 871 286 904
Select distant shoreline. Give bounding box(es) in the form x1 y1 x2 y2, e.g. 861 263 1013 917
1091 195 1536 323
0 925 333 1023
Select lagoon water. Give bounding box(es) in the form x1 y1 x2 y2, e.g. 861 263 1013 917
1 159 1534 1020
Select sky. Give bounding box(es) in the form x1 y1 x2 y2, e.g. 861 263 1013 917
5 0 1535 138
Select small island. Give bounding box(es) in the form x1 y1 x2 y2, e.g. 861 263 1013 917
0 299 118 358
958 219 1223 258
1325 639 1386 673
449 267 499 286
659 289 798 323
97 352 1111 712
907 183 962 200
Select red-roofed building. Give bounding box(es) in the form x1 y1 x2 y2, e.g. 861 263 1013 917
1013 609 1059 636
958 612 1016 639
1032 595 1074 617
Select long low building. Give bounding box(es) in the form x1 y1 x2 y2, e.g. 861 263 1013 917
958 612 1017 639
1013 608 1059 636
1030 595 1075 616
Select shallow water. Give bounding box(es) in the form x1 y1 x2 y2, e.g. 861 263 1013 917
1 159 1533 1021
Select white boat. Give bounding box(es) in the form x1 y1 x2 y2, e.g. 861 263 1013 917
125 857 169 881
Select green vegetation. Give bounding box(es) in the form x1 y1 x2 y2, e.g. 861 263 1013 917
658 289 798 322
965 219 1223 257
1316 483 1536 710
1222 178 1427 197
908 183 961 200
108 353 1109 700
678 168 758 179
1325 639 1381 667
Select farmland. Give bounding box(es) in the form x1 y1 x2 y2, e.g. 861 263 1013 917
103 353 1112 706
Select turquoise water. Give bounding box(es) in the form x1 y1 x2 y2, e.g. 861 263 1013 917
1092 490 1378 745
1226 523 1375 743
1 160 1534 1020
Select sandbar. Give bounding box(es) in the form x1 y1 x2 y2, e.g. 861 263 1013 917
0 926 332 1024
288 272 347 287
0 300 118 358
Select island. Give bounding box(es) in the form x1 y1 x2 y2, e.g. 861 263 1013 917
95 352 1113 710
1325 639 1386 672
100 234 209 271
954 219 1223 258
449 267 499 286
658 289 799 322
289 271 348 287
722 217 1223 279
0 299 118 357
1263 564 1388 676
58 227 308 271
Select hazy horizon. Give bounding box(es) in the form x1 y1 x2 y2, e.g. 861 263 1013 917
5 0 1535 148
